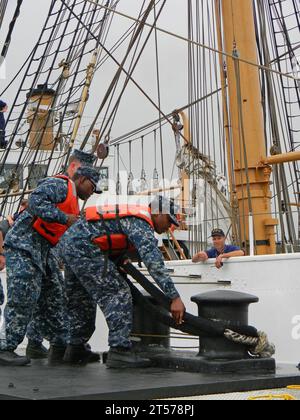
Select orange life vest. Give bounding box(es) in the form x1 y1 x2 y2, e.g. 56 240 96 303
33 175 80 246
85 204 154 253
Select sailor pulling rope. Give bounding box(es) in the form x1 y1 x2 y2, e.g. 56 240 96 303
124 263 276 358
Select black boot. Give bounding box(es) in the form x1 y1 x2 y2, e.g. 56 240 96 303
0 351 31 367
63 344 100 365
48 345 67 364
26 341 48 360
106 347 152 369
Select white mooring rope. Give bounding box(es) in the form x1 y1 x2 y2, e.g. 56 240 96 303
224 330 276 359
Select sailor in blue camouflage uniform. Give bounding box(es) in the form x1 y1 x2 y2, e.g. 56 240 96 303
0 275 4 319
0 203 29 341
25 149 97 360
0 166 100 367
57 196 186 368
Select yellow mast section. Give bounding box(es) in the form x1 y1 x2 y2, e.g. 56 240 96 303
219 0 279 255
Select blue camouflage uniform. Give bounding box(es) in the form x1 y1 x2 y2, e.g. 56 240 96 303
0 277 4 315
0 218 44 344
57 217 180 349
0 220 10 311
0 177 70 351
0 284 3 309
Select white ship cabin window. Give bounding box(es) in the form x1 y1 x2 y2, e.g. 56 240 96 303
0 164 23 192
28 164 47 190
98 167 109 191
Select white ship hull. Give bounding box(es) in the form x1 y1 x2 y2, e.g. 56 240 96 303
1 253 299 365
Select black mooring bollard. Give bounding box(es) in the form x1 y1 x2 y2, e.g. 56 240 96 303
131 291 170 352
191 290 259 360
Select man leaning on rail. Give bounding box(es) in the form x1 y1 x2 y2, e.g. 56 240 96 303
192 228 245 269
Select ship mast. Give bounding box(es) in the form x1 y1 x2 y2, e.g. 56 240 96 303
217 0 279 255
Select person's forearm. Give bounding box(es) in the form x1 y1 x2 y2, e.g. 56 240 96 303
28 181 69 224
146 260 180 300
192 252 208 263
29 199 68 224
221 251 245 259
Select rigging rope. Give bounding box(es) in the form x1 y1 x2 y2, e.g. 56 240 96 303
84 0 300 83
0 0 116 217
0 0 8 29
1 0 23 61
78 0 164 151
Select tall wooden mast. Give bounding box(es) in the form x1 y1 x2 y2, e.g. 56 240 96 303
217 0 278 255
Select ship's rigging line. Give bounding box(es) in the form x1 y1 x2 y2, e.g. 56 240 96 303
260 1 296 247
0 0 298 251
0 0 65 211
61 0 196 156
47 0 162 113
0 0 8 29
52 0 124 175
1 0 23 61
78 0 168 151
84 0 299 83
86 0 151 160
0 0 169 211
0 0 122 100
1 1 92 170
0 89 221 201
255 1 288 249
0 0 119 215
61 0 123 168
97 0 167 187
43 0 104 175
45 0 123 173
58 0 298 240
0 2 72 214
108 89 223 147
153 3 165 183
264 0 300 243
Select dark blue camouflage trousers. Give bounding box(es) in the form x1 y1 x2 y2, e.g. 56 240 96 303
0 248 67 351
62 251 133 349
0 277 44 345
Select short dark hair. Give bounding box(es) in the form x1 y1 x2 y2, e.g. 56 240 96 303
68 155 80 165
21 199 29 207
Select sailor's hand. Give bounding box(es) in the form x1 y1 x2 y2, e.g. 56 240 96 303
171 297 186 325
215 255 224 269
119 259 132 273
0 255 6 271
6 215 14 227
66 214 80 227
192 252 208 263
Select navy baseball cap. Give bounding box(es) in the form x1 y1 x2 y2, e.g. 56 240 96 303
211 228 226 238
150 196 180 227
76 166 102 194
72 149 97 167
